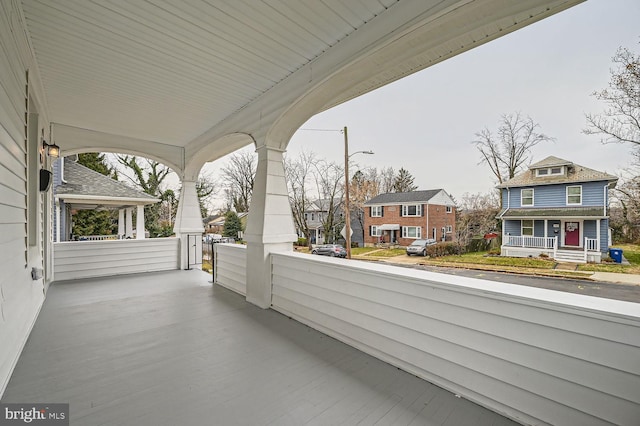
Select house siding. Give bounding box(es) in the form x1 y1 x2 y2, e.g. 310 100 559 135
0 1 48 397
510 182 608 208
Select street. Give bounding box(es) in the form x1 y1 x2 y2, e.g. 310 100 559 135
395 263 640 303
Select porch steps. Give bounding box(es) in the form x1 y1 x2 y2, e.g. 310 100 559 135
554 250 586 264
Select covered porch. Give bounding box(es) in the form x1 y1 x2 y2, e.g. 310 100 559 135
2 271 517 426
500 211 610 263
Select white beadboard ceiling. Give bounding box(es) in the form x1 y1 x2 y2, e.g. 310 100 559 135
20 0 583 162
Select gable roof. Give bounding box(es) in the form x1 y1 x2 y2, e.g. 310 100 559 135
496 156 618 188
365 189 444 205
56 158 160 204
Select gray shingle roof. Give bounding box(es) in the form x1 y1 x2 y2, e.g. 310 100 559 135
497 156 618 188
498 207 606 218
365 189 442 205
56 158 159 202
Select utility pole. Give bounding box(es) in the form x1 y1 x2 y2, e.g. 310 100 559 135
344 127 352 258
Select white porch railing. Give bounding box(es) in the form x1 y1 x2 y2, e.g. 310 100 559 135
53 238 179 281
585 237 600 252
505 235 557 249
214 247 640 426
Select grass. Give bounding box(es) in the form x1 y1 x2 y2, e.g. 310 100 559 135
423 252 556 269
367 248 407 257
577 243 640 274
351 247 379 255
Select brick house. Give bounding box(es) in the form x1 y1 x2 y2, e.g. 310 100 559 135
363 189 457 247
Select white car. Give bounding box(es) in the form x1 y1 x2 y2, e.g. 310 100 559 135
406 239 437 256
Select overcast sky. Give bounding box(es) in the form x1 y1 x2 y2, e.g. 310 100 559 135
205 0 639 210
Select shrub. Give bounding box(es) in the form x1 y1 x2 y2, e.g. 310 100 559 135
487 248 501 256
426 242 462 258
539 253 549 259
296 237 307 246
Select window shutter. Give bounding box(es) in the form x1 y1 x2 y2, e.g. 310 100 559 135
369 226 372 236
381 206 384 217
369 206 372 217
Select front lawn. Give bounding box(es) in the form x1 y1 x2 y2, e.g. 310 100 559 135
424 252 556 269
578 243 640 274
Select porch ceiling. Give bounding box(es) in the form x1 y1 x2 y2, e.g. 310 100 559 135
20 0 584 171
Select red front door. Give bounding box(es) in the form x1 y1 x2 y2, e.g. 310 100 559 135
565 222 580 246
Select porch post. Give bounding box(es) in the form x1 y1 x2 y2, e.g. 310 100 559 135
544 219 548 248
596 219 601 251
245 145 297 308
55 202 61 243
173 180 204 269
125 207 134 238
136 205 145 239
118 209 125 239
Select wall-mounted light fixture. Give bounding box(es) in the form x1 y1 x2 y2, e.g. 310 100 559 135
42 140 60 158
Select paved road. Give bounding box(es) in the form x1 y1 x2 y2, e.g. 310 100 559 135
394 263 640 303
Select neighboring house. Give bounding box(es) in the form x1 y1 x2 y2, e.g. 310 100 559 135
364 189 456 247
497 156 618 263
53 157 160 241
206 212 249 236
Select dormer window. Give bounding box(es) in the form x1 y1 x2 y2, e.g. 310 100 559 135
535 166 564 177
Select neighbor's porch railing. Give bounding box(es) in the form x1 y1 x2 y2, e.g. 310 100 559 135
504 235 557 249
76 234 118 241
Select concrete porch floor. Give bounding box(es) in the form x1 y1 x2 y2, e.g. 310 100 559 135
2 271 516 426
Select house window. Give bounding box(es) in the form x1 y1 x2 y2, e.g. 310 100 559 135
522 220 534 236
370 226 381 237
371 206 382 217
446 225 452 233
567 185 582 205
536 166 563 177
311 213 315 221
401 204 421 216
402 226 421 239
521 188 534 206
446 206 453 213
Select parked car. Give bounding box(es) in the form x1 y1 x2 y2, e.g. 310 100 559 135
311 244 347 258
406 239 437 256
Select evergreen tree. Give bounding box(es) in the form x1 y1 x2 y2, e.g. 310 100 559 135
222 211 243 238
392 167 418 192
72 153 117 237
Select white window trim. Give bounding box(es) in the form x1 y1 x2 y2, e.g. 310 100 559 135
446 206 453 213
371 206 382 217
446 225 452 233
401 204 421 217
521 220 534 236
370 225 381 237
402 226 421 239
521 188 534 207
566 185 582 205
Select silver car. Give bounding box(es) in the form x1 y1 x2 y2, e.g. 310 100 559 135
406 239 437 256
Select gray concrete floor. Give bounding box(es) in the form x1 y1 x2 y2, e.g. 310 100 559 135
2 271 516 426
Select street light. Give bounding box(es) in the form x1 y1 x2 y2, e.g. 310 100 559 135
343 126 374 259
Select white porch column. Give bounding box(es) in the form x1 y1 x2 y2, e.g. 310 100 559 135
245 145 297 308
118 209 125 239
125 207 134 238
596 219 601 251
173 180 204 269
136 205 145 239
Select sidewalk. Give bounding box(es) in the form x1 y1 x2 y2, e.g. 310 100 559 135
354 252 640 287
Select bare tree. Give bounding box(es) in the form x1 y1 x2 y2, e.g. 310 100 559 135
312 160 345 243
284 151 316 246
379 166 396 193
455 191 501 250
472 112 554 184
585 45 640 146
349 168 381 244
221 150 257 212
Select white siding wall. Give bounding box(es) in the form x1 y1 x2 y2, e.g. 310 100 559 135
214 243 246 296
53 239 179 281
0 1 49 397
270 252 640 426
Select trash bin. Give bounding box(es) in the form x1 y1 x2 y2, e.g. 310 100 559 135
609 248 623 263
